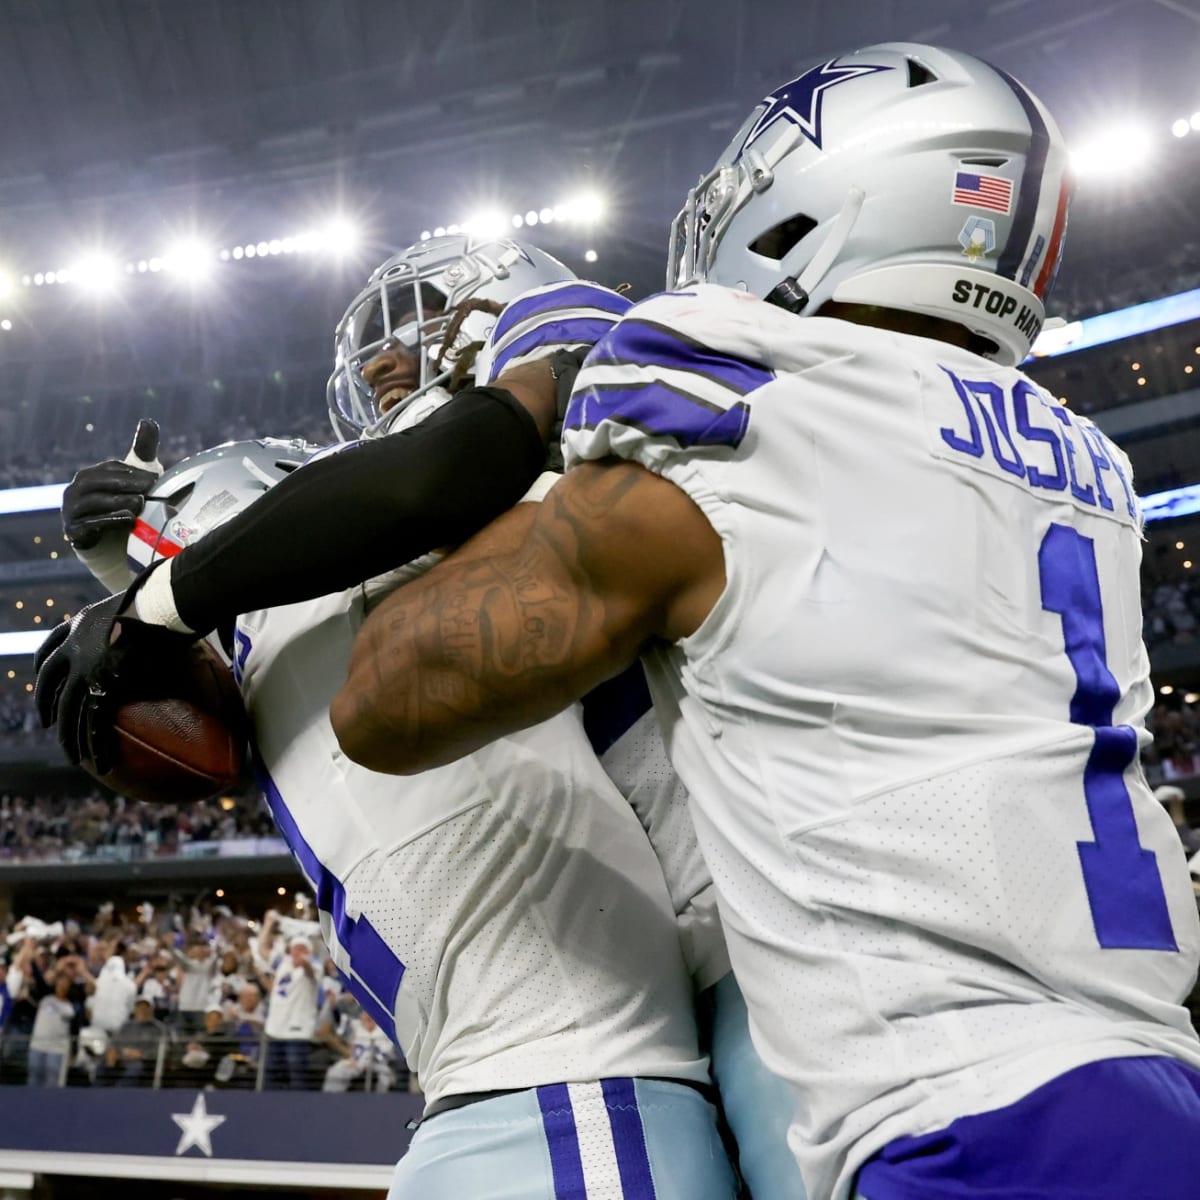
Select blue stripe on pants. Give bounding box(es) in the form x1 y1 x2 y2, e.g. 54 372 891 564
602 1078 657 1198
537 1084 587 1199
389 1079 737 1200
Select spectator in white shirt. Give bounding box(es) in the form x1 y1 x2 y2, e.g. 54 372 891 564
27 973 75 1087
171 938 218 1034
321 1010 396 1093
89 955 136 1037
253 910 285 977
0 943 27 1032
261 936 318 1090
208 949 248 1010
136 956 174 1021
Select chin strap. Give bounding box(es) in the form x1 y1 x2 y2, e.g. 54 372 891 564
766 187 866 314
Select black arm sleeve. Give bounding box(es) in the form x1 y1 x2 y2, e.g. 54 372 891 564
170 387 546 635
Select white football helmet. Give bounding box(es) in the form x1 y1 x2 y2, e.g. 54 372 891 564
668 42 1071 366
327 235 575 441
127 438 320 571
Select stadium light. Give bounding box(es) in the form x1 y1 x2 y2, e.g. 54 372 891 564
0 631 51 656
163 239 216 282
462 211 508 239
1071 124 1156 178
423 189 610 240
1173 118 1191 138
318 216 360 257
6 189 613 288
69 253 122 296
562 191 606 224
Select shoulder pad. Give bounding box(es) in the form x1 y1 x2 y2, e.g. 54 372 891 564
477 280 632 384
563 286 776 462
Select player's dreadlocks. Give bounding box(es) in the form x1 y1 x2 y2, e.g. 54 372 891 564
435 298 505 391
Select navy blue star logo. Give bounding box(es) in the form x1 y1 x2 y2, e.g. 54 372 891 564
737 59 893 158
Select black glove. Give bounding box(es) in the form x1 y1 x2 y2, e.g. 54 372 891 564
34 572 195 771
62 419 160 550
547 349 588 473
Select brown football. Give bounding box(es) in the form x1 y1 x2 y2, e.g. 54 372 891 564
89 639 248 804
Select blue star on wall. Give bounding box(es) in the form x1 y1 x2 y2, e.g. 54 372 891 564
737 59 894 157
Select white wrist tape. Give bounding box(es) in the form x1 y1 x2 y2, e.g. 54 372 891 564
73 538 137 596
131 560 194 633
519 471 562 504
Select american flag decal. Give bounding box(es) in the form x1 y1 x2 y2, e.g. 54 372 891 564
952 171 1014 215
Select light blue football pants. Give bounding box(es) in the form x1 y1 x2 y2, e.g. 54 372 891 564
388 1077 738 1199
708 972 808 1200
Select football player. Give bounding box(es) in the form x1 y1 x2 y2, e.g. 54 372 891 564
320 43 1200 1200
45 234 805 1197
39 237 743 1198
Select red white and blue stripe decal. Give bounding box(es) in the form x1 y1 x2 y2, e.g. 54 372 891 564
994 66 1071 301
130 516 185 558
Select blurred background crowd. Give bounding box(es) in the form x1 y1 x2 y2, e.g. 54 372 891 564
0 897 410 1093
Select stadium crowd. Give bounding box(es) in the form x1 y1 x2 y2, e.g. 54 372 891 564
1145 576 1200 651
1147 697 1200 786
0 789 275 863
0 898 409 1092
0 407 333 491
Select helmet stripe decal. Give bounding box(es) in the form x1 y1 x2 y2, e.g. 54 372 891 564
993 67 1050 286
1033 180 1071 300
131 517 183 558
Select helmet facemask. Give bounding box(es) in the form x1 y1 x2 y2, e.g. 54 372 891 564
327 236 576 441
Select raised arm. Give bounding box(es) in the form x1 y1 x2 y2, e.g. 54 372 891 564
330 459 725 774
149 370 557 637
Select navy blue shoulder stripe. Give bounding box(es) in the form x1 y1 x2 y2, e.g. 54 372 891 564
582 663 653 757
994 66 1049 286
566 377 751 449
492 283 631 344
490 316 620 378
593 317 773 397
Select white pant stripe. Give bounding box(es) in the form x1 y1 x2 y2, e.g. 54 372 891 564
567 1081 625 1197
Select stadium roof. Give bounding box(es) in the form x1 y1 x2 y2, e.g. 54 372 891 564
0 0 1197 300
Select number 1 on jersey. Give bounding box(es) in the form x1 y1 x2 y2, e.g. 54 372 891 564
1039 523 1176 951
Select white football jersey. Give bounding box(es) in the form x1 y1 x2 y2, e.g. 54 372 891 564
479 279 730 995
345 1016 396 1070
233 581 707 1107
264 960 319 1041
564 284 1200 1199
583 669 729 992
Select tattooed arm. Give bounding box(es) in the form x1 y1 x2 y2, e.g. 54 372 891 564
330 459 725 774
